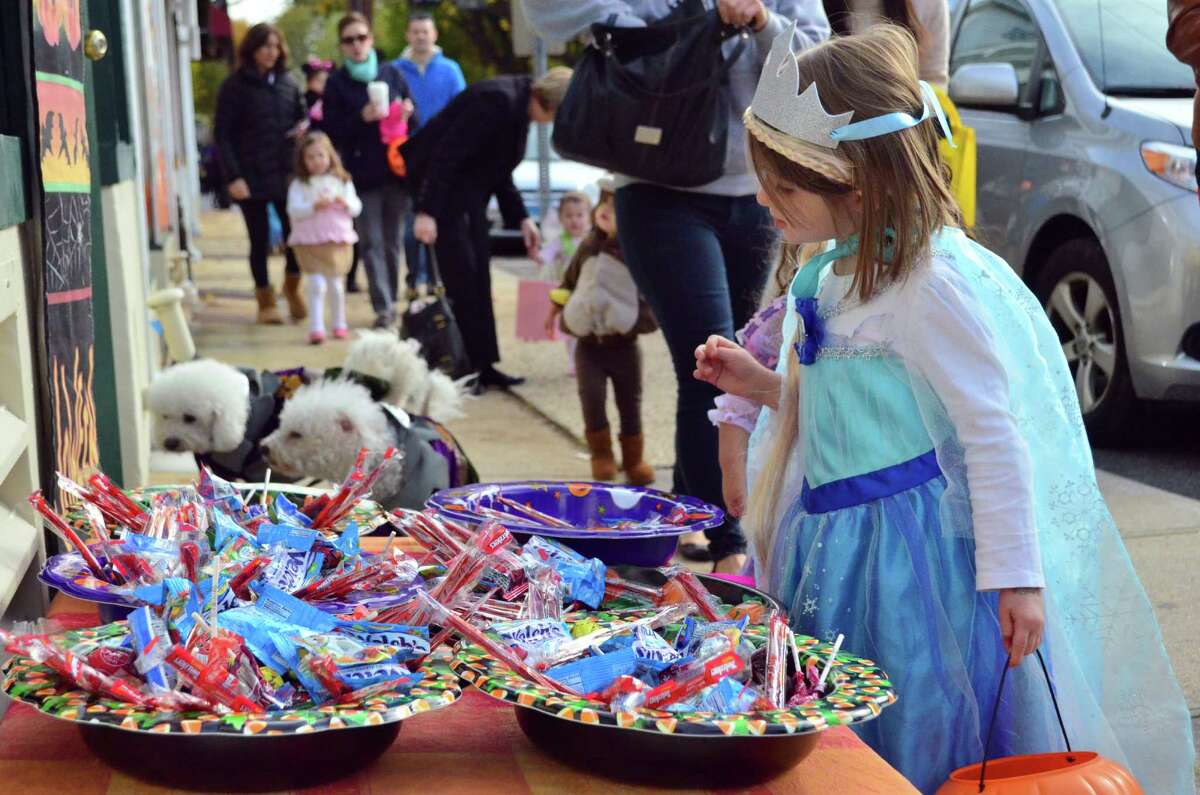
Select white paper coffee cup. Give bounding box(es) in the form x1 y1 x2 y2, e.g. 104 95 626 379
367 81 389 116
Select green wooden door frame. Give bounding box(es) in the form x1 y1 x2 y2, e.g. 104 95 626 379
88 0 136 187
84 0 124 483
0 2 32 229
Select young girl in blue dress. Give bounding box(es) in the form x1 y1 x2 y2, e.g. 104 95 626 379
695 23 1195 794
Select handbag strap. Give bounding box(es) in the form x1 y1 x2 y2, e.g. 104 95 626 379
978 649 1073 792
421 242 446 296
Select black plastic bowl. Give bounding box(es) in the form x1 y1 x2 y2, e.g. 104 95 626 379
515 707 819 789
78 721 401 792
510 568 816 788
511 530 679 567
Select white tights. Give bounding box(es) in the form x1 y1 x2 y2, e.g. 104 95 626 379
305 274 347 334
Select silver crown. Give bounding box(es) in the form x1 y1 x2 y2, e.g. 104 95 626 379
750 22 854 149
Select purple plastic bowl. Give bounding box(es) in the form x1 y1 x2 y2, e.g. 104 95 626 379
426 481 724 567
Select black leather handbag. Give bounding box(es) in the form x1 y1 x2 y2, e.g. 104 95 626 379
400 245 473 379
551 1 748 188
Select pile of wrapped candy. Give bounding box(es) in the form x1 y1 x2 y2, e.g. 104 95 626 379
4 461 829 722
3 458 446 714
393 510 833 715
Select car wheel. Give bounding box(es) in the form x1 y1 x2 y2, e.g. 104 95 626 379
1034 238 1136 446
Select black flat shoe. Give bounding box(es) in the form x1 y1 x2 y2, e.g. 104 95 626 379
677 542 713 562
478 367 525 389
346 279 362 293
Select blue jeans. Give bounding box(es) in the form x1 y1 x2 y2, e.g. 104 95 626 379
615 183 774 559
403 210 430 291
356 181 410 319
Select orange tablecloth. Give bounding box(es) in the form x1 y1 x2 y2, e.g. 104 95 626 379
0 597 918 794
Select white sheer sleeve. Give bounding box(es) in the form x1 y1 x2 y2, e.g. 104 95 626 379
897 264 1045 590
708 394 762 432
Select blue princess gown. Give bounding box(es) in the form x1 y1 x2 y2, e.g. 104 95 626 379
748 228 1195 794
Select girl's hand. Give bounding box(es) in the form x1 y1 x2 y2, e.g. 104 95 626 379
718 424 751 517
401 98 415 121
998 587 1045 667
694 335 781 407
718 0 768 31
227 179 250 201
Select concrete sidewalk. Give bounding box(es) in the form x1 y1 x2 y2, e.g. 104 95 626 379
186 209 1197 769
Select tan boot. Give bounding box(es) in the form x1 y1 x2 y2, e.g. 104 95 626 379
620 434 655 486
585 428 618 481
255 286 283 325
282 273 307 321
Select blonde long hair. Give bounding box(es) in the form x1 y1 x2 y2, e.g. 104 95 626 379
743 25 960 578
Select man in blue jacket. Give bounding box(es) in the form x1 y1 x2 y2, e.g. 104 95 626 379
395 11 467 298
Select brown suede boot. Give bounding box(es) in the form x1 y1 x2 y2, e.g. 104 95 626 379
585 428 618 481
619 434 655 486
255 286 283 325
282 273 307 321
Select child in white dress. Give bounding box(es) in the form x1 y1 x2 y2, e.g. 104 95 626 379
287 132 362 344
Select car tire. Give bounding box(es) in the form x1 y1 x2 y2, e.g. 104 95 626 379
1034 237 1137 446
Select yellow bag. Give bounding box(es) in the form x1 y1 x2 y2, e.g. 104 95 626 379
931 85 977 229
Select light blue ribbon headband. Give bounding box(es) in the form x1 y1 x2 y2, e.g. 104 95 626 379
829 81 954 148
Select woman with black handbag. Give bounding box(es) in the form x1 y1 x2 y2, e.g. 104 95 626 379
524 0 829 573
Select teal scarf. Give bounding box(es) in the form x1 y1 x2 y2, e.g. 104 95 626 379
345 49 378 83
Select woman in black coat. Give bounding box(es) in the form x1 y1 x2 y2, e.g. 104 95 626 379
214 23 308 324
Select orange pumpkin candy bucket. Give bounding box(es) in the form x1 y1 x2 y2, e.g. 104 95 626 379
936 651 1142 794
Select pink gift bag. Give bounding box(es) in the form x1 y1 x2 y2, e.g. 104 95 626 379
516 279 561 342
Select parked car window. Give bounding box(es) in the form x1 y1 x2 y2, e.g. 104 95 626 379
1054 0 1194 96
950 0 1040 100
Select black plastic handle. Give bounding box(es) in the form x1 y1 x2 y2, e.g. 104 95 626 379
978 649 1072 792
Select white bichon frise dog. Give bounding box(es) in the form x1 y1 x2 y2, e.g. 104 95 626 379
143 359 281 482
145 359 251 455
145 332 468 484
341 330 467 423
259 379 456 510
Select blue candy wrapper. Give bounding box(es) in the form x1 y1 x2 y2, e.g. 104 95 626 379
696 676 760 714
521 536 606 609
255 585 338 632
131 576 193 607
273 494 313 527
256 523 318 551
269 630 329 702
128 606 174 689
261 549 316 593
213 510 255 552
547 648 638 694
334 663 424 691
334 523 360 557
489 619 571 651
631 625 686 672
334 621 430 660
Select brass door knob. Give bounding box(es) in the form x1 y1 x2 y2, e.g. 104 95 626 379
85 30 108 61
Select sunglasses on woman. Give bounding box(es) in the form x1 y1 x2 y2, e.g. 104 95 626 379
341 33 369 45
